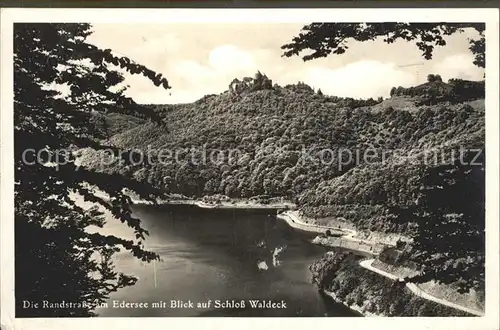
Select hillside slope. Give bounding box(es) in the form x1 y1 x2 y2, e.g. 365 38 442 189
82 77 484 206
80 75 485 299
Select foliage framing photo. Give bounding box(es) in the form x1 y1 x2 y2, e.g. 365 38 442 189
283 22 485 293
282 23 485 68
12 21 486 318
14 23 169 317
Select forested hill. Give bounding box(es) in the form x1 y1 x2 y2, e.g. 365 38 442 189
82 73 485 237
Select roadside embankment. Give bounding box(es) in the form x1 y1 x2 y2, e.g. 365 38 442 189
279 210 484 316
370 259 485 315
277 210 346 234
92 190 296 210
310 251 474 317
195 200 296 210
278 210 390 255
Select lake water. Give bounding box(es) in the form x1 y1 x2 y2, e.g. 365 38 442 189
96 204 359 317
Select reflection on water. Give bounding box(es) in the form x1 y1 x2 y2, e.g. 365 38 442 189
257 260 269 270
96 204 359 317
272 246 286 267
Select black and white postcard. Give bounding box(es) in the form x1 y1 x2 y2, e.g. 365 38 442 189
1 7 499 330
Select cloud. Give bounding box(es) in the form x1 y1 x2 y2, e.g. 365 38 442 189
129 59 418 103
87 24 486 105
299 60 416 99
141 34 182 54
130 88 196 104
432 54 484 81
208 45 257 73
175 60 215 81
170 45 259 83
137 45 261 103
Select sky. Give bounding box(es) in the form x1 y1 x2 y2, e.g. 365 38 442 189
87 23 485 104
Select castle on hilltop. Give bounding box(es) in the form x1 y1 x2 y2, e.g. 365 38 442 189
229 71 273 96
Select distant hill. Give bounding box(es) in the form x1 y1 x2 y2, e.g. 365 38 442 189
80 73 485 296
389 77 485 106
81 74 484 234
76 73 488 310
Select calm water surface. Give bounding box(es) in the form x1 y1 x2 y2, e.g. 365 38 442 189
96 204 359 317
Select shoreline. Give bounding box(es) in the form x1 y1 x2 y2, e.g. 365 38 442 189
278 210 484 317
93 190 483 317
322 290 373 317
277 210 386 255
91 191 296 210
276 210 349 235
132 198 296 210
194 200 296 210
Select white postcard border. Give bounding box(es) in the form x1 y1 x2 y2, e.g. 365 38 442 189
1 7 499 330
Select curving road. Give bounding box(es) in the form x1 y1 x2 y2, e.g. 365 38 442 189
359 259 484 316
278 211 484 317
280 211 372 244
